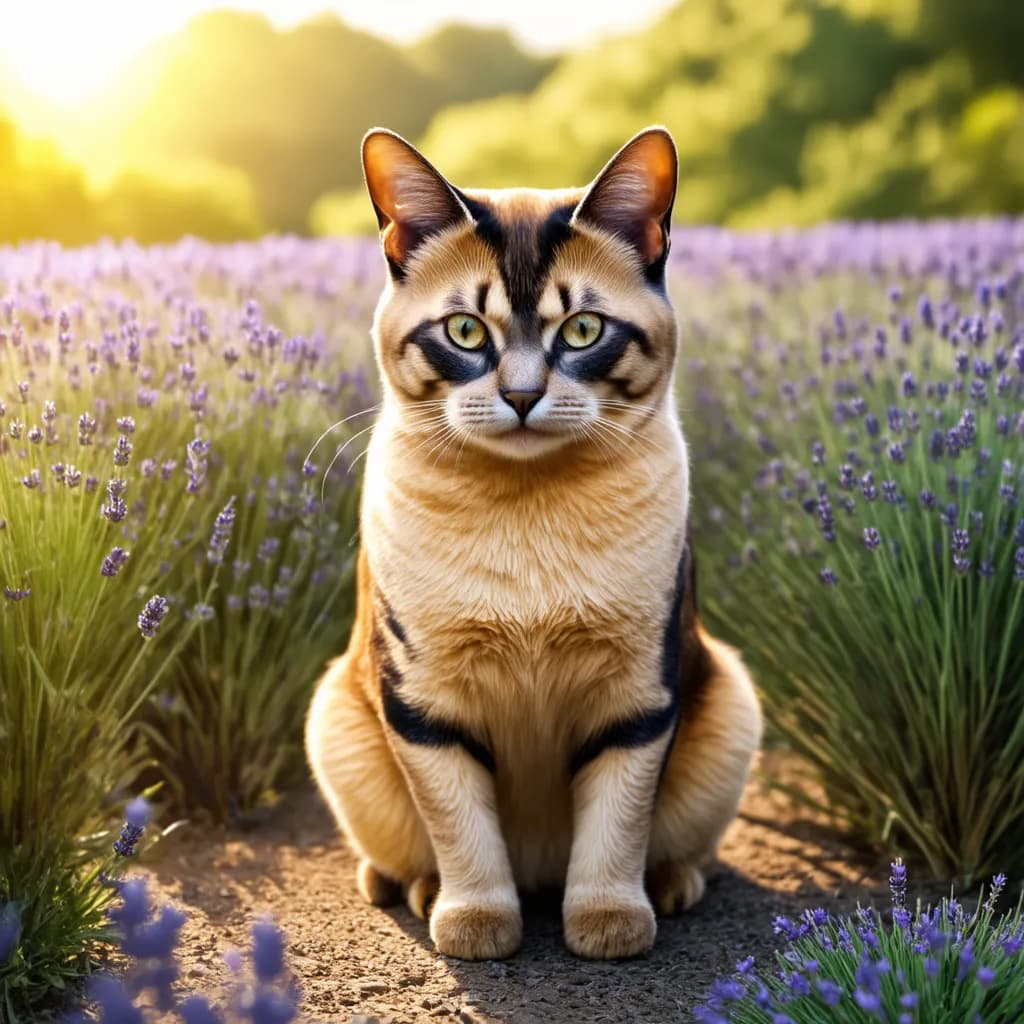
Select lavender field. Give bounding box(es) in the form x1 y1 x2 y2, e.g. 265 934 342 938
2 220 1024 1019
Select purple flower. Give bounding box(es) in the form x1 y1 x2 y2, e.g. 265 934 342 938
252 916 286 982
816 979 842 1006
113 434 133 466
112 797 151 857
889 859 907 908
101 546 131 578
138 595 169 639
4 585 32 602
186 437 211 494
0 910 20 964
207 496 237 565
820 567 838 586
180 996 223 1024
78 412 97 445
863 527 881 550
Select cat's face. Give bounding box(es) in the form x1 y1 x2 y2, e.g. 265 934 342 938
362 128 678 462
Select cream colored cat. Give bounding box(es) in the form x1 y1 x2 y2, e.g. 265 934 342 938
306 126 761 961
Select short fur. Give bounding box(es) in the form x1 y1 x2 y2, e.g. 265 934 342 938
306 127 761 961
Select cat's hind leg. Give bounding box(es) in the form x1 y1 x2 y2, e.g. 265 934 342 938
646 631 761 914
306 653 437 912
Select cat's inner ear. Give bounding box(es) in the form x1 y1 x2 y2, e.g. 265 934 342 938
572 127 678 268
362 129 471 271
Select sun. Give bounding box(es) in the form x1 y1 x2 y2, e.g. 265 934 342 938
2 9 162 108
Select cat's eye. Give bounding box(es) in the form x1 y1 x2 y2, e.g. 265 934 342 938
445 313 487 350
560 312 604 349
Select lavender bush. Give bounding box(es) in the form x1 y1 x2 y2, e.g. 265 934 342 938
678 219 1024 880
694 861 1024 1023
1 237 376 1013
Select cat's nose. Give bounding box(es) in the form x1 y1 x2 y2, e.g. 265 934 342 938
500 387 544 424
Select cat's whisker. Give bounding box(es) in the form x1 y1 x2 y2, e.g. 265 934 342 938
320 419 387 504
305 403 381 468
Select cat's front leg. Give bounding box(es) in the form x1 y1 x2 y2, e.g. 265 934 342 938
562 701 675 959
389 729 522 960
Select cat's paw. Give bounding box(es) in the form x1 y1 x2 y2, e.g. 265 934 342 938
563 896 656 959
430 897 522 960
406 874 440 920
356 859 402 907
646 860 706 915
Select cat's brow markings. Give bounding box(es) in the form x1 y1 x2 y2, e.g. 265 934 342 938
475 281 490 316
459 193 577 317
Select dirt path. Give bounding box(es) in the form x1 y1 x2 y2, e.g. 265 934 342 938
138 755 890 1024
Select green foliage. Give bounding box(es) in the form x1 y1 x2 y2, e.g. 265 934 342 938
413 0 1024 226
408 24 557 108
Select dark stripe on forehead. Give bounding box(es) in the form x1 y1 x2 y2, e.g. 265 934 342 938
476 281 490 316
458 193 576 317
558 284 571 314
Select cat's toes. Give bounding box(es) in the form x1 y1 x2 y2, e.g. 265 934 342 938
563 897 656 959
406 874 440 920
356 859 402 907
646 861 706 916
430 897 522 960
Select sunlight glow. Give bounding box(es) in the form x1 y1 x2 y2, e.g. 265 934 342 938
3 0 676 109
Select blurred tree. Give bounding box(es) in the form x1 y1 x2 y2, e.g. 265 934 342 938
114 11 557 233
409 24 556 106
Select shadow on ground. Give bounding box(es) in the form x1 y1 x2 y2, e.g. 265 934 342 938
141 755 887 1023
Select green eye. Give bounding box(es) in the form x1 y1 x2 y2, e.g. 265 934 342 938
560 312 603 349
445 313 487 350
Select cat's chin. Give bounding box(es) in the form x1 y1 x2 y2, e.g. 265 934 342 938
466 426 574 462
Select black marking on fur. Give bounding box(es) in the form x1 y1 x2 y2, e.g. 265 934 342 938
570 701 677 776
476 281 490 316
558 284 571 314
376 591 410 649
375 624 495 773
458 194 576 318
556 318 652 393
570 544 689 777
402 320 495 384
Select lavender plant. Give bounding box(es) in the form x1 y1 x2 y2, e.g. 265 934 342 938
1 797 151 1019
1 237 376 1011
694 861 1024 1023
679 219 1024 879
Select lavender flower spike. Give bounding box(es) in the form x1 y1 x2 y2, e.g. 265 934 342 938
112 797 151 858
207 496 237 565
138 595 169 639
101 546 131 578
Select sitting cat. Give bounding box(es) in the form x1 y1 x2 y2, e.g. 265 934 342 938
306 126 761 961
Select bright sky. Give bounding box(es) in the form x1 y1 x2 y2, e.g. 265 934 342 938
3 0 677 108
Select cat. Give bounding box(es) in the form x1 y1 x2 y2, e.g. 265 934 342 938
305 126 762 961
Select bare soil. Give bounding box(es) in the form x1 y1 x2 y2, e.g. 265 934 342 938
133 753 892 1024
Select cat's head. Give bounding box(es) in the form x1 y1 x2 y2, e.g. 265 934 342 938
362 126 678 462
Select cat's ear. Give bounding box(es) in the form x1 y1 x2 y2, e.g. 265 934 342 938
362 128 472 274
572 126 677 270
